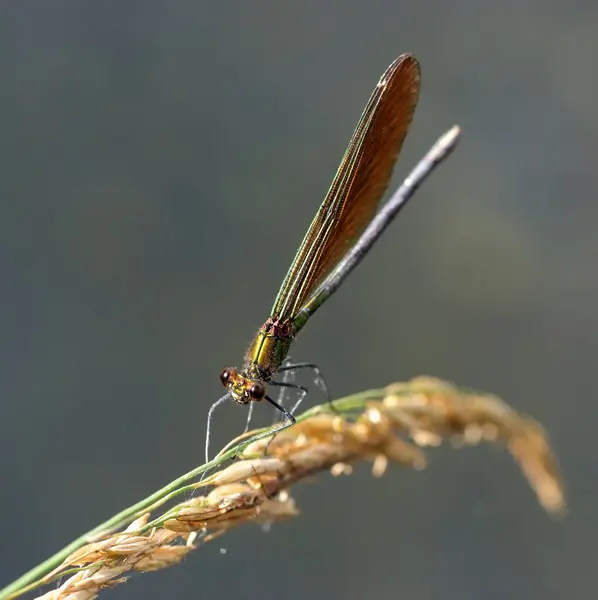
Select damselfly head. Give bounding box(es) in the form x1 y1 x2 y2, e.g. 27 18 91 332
220 367 266 404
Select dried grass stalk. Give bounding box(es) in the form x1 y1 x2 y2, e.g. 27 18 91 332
0 377 565 600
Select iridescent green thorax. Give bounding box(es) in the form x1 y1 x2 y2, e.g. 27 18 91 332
242 317 295 381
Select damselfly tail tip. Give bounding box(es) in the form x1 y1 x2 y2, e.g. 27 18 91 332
444 125 462 146
427 125 462 164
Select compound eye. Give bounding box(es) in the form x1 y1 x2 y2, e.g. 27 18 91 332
220 368 231 387
249 382 266 401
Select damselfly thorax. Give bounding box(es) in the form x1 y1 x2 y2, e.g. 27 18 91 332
220 317 295 405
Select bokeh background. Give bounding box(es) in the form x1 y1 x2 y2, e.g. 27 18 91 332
1 1 597 599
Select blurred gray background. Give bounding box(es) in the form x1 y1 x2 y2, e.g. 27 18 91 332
1 1 596 599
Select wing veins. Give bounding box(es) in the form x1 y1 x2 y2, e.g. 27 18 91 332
270 54 421 322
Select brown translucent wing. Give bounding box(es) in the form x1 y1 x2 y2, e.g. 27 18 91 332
270 54 421 321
